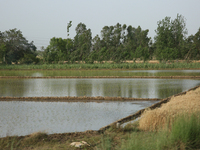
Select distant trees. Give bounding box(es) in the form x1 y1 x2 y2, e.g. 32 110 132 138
2 14 199 65
87 23 151 63
42 15 200 64
0 28 38 64
153 14 200 61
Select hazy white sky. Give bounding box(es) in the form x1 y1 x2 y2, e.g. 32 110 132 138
1 0 200 49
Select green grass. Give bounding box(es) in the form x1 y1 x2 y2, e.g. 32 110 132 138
119 112 200 150
169 113 200 149
1 62 200 70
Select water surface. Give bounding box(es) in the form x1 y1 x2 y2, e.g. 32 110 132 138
0 101 158 137
0 78 200 99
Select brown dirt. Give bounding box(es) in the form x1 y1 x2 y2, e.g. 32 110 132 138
0 96 160 102
0 76 200 79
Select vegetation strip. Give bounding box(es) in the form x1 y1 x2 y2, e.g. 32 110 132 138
1 62 200 70
0 96 160 102
98 85 200 132
1 76 200 79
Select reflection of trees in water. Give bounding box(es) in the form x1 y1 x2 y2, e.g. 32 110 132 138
1 78 200 98
76 81 92 96
128 85 133 98
157 85 183 98
103 81 150 98
132 80 150 98
103 83 121 97
0 79 26 97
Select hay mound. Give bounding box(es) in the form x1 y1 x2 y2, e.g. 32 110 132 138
139 87 200 131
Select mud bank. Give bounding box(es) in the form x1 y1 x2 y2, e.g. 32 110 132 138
1 76 200 79
0 96 160 102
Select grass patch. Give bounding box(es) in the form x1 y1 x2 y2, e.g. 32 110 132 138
1 62 200 70
169 113 200 149
119 112 200 150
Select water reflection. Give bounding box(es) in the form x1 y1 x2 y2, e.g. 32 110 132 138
0 101 158 137
0 78 200 98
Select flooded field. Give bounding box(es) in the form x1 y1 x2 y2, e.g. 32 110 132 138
1 70 200 138
0 78 200 98
0 100 158 137
0 70 200 77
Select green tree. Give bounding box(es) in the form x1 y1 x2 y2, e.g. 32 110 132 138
100 23 129 61
67 21 72 37
185 28 200 59
0 28 37 64
0 43 6 63
72 22 92 61
154 14 187 61
43 37 73 63
192 28 200 59
123 26 151 61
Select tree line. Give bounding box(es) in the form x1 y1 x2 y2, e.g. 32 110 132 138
0 14 200 64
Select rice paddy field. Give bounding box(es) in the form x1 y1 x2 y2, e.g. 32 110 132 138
0 63 200 149
0 86 199 150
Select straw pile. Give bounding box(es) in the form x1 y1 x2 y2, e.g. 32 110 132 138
139 87 200 131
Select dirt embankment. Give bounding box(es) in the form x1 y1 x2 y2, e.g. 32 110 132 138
1 76 200 79
0 96 160 102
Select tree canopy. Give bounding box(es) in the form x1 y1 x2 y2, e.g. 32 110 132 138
0 28 38 64
154 14 188 61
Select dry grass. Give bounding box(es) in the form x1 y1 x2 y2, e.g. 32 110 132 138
139 87 200 131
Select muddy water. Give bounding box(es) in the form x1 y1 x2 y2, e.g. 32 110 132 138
0 70 200 77
0 101 158 137
0 78 200 98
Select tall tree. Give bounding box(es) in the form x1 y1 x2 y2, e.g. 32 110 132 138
185 28 200 59
154 14 187 61
72 23 92 61
123 25 151 61
67 21 72 37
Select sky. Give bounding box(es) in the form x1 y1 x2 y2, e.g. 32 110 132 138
1 0 200 50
